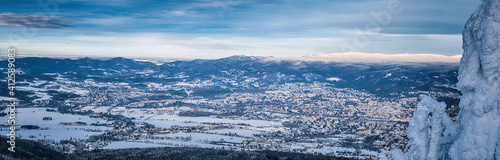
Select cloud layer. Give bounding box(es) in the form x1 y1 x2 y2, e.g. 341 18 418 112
0 12 72 28
0 0 483 58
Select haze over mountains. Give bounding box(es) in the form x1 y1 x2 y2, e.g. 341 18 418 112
272 52 461 63
8 52 462 63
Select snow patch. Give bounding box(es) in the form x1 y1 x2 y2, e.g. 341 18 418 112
384 73 392 78
326 77 342 82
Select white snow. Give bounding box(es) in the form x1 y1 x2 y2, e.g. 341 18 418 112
449 0 500 159
383 1 500 159
156 133 246 143
384 73 392 78
104 139 225 149
0 108 111 141
104 141 165 149
326 77 342 82
0 96 15 101
0 128 105 141
125 112 281 127
381 96 454 160
265 52 462 63
404 96 452 160
308 146 378 156
205 129 263 137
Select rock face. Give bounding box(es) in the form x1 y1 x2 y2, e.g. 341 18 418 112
383 0 500 159
449 0 500 159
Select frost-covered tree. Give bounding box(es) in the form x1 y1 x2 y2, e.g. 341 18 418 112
449 0 500 159
380 96 454 160
383 0 500 159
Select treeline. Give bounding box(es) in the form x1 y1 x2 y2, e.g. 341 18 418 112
0 136 64 160
0 136 354 160
67 147 353 160
178 111 216 117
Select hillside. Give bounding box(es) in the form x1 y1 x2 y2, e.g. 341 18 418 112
0 136 350 160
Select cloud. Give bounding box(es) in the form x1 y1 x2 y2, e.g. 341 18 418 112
0 0 480 59
298 52 461 63
215 0 481 36
80 17 132 26
1 31 463 59
0 12 72 28
70 0 132 7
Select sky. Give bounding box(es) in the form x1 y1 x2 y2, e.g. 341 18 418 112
0 0 482 59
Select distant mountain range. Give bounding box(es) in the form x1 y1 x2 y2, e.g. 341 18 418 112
0 55 462 158
1 55 459 100
279 52 461 63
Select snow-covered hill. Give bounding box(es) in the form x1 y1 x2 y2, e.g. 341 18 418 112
275 52 462 63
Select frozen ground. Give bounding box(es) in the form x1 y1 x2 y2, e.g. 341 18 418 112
0 108 111 141
154 132 246 143
205 129 264 137
103 139 226 149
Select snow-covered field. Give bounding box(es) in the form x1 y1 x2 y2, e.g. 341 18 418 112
104 139 226 149
0 128 104 141
205 129 263 137
122 109 281 127
306 147 378 156
154 132 246 143
104 141 165 149
0 108 111 141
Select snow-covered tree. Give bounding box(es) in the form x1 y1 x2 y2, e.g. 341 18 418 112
383 0 500 159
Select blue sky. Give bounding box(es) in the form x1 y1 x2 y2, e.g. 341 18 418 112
0 0 481 59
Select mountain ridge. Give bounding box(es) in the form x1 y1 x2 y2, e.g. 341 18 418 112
1 56 460 101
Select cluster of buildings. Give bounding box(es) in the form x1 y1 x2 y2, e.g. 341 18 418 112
18 77 459 158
